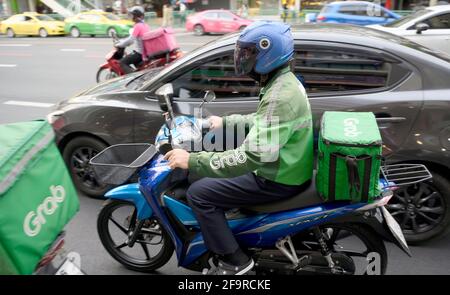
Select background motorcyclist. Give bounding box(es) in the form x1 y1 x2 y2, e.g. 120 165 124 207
114 6 150 74
164 21 314 275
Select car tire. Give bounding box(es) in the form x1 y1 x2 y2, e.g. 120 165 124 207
107 27 117 38
62 136 113 198
39 28 48 38
6 28 15 38
194 24 204 36
70 27 81 38
388 171 450 244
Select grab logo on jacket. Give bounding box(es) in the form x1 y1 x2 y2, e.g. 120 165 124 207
343 118 362 138
23 185 66 237
210 151 247 170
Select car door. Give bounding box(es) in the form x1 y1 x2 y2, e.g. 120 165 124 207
91 14 106 35
293 41 423 155
134 47 260 148
407 12 450 55
202 12 219 33
22 16 37 35
77 14 94 34
10 15 26 34
218 12 237 33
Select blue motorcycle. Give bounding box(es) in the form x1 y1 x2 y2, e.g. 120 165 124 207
91 85 431 275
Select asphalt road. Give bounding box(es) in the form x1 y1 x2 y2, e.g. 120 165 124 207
1 34 449 275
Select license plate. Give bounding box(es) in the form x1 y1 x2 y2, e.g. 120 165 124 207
55 252 84 275
381 206 411 256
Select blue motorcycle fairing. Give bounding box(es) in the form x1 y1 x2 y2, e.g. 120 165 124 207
104 183 152 220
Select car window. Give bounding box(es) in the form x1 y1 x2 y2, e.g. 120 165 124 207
104 13 120 21
219 12 234 21
293 47 410 94
423 13 450 29
24 16 34 22
338 5 368 16
170 54 260 99
35 15 55 21
203 12 218 19
11 15 25 22
384 9 429 27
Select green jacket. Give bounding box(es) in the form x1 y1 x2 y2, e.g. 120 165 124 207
188 66 314 186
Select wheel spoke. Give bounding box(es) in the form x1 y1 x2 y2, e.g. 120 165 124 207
400 214 410 227
418 206 444 214
386 204 405 211
140 243 151 260
115 242 128 249
416 212 440 224
72 154 84 165
109 216 128 234
419 192 439 204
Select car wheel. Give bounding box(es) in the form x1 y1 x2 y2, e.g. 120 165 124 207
107 27 117 38
39 28 48 38
96 67 118 83
6 28 15 38
70 27 81 38
386 171 450 244
194 24 204 36
62 136 112 198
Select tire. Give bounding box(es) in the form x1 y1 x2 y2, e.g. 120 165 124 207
294 223 388 275
62 136 112 198
193 24 204 36
107 27 117 38
70 27 81 38
388 171 450 244
97 200 174 272
39 28 48 38
96 67 118 83
6 28 15 38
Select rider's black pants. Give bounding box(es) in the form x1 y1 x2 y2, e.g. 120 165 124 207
120 51 142 74
186 173 305 255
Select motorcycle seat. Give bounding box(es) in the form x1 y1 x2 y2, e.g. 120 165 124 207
242 173 323 214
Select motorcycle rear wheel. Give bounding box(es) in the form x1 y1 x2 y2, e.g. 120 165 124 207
291 223 388 275
97 200 174 272
96 67 118 83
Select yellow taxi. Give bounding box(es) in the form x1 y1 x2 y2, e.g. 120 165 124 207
0 12 65 37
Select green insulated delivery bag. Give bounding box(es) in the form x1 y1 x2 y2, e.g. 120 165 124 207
316 112 382 203
0 121 79 274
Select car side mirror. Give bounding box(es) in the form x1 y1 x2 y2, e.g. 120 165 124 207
155 83 174 112
416 23 429 34
203 90 216 103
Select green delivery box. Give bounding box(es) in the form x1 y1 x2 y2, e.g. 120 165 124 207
0 120 79 274
316 112 382 203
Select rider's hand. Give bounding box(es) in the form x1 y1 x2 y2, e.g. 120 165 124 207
208 116 223 130
164 149 190 170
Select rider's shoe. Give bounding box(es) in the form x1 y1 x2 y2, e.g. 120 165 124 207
207 258 254 275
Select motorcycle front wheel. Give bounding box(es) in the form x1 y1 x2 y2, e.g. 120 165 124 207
97 200 174 272
96 67 119 83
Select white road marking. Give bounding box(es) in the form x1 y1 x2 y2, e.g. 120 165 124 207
0 44 32 47
60 49 86 52
0 64 17 67
3 100 54 108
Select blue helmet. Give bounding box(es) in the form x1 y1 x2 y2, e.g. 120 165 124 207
234 21 294 76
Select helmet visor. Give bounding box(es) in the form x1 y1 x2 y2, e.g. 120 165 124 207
234 41 258 76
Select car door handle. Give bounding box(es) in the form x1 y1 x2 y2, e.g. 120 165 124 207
376 117 406 124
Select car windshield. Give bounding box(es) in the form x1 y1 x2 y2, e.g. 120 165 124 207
104 13 120 21
35 15 55 21
383 9 429 27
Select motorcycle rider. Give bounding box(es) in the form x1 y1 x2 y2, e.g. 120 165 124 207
164 21 314 275
115 6 150 74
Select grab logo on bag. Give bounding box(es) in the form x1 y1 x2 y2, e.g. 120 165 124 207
343 118 362 138
23 185 66 237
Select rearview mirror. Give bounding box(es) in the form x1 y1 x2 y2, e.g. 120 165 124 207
415 22 429 34
155 83 174 112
